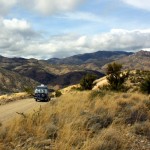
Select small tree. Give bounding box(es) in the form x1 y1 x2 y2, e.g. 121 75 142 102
55 90 62 97
140 75 150 94
106 63 129 91
24 87 34 96
80 74 97 90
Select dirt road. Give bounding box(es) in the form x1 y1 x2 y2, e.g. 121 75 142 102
0 98 47 124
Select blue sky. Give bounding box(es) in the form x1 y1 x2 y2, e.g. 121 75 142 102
0 0 150 59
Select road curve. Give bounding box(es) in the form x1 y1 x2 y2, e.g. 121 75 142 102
0 98 47 124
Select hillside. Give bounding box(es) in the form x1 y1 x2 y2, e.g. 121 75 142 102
0 50 149 92
0 56 57 83
0 91 149 150
49 70 104 89
102 50 150 71
0 55 105 90
0 67 38 94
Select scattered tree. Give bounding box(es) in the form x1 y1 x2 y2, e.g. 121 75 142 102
55 90 62 97
24 87 34 96
80 74 97 90
106 63 129 91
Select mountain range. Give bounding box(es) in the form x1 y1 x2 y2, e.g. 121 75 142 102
47 50 133 65
0 50 149 94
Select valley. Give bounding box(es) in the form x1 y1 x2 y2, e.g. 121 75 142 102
0 50 149 94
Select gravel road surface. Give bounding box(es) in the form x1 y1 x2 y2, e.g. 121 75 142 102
0 98 47 124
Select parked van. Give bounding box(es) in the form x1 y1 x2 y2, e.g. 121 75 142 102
34 84 50 102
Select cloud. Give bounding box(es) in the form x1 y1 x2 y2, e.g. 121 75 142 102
0 0 18 15
30 0 84 15
91 29 150 51
56 11 102 22
0 19 150 59
3 18 31 30
18 0 85 15
122 0 150 11
0 0 85 16
0 18 39 57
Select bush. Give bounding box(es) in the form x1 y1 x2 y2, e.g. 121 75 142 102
133 122 150 139
80 74 97 90
45 124 58 139
106 63 129 91
125 105 149 125
89 128 125 150
84 114 113 133
55 90 62 97
89 90 106 100
140 75 150 94
24 87 34 95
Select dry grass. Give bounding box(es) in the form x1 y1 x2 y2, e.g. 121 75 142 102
0 92 30 105
93 76 108 90
0 91 149 149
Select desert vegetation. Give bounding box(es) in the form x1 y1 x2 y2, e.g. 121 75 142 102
80 74 97 90
0 90 149 150
106 63 129 91
0 92 30 105
0 62 150 150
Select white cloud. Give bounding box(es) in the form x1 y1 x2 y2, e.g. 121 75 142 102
3 18 31 31
0 24 150 59
56 11 102 22
0 0 17 15
20 0 85 16
0 0 85 16
0 18 39 58
91 29 150 51
122 0 150 11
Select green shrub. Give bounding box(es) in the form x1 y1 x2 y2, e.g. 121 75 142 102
106 63 129 91
80 74 97 90
140 75 150 94
55 90 62 97
24 87 34 95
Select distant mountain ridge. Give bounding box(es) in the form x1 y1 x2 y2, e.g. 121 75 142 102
102 50 150 71
134 50 150 57
47 51 133 65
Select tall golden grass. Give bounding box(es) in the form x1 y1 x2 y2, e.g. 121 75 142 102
0 91 149 150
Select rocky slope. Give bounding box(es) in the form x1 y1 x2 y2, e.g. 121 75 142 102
0 67 38 94
102 50 150 71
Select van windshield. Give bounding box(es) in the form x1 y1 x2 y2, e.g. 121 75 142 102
35 87 48 94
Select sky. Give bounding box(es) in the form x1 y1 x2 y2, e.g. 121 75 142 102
0 0 150 59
